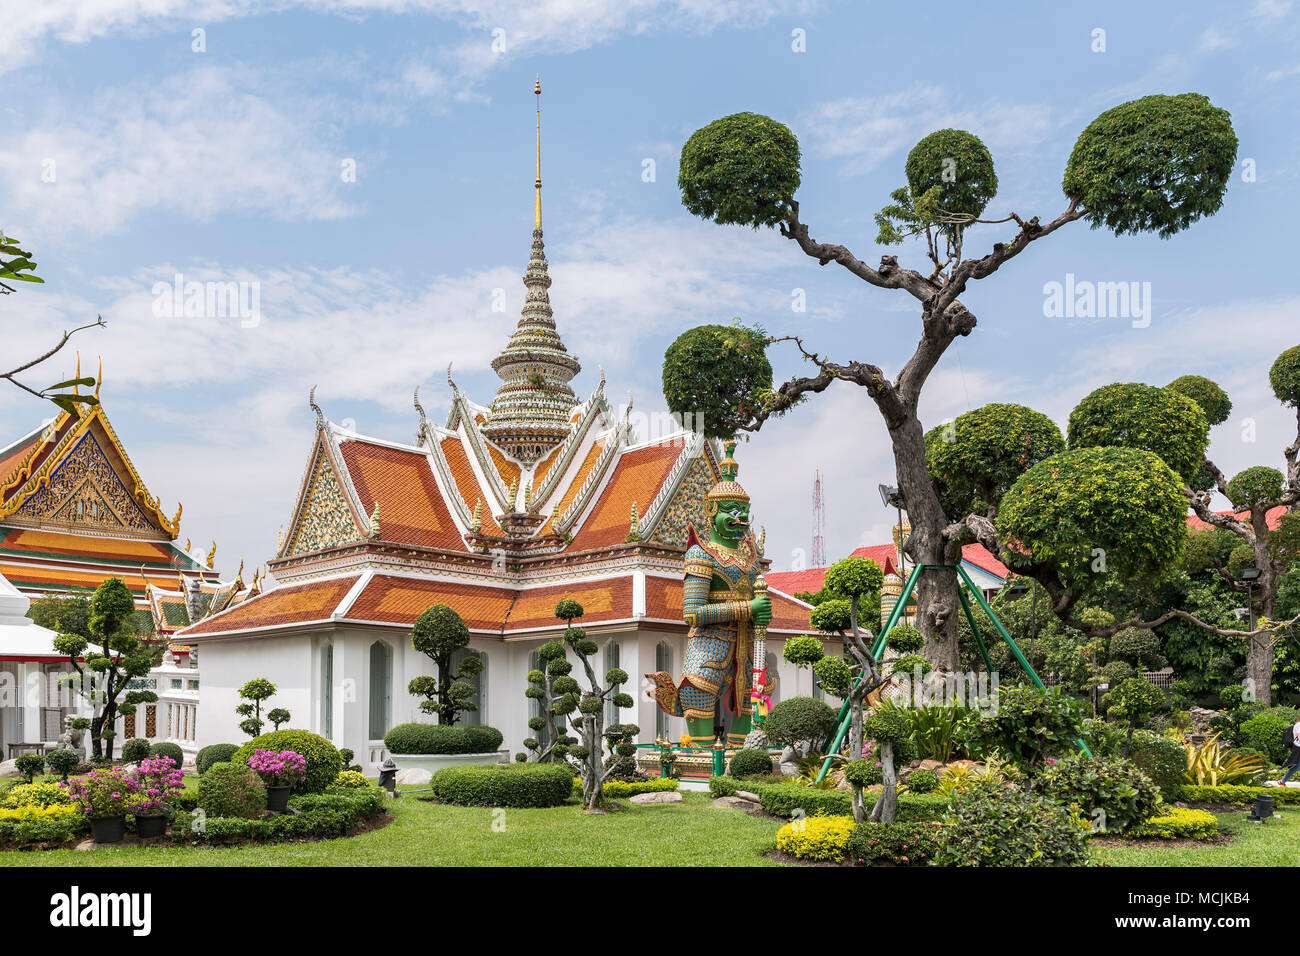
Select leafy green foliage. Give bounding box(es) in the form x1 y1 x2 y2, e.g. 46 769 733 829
0 232 43 290
1108 627 1166 670
1239 706 1300 764
728 747 774 779
925 403 1064 518
235 677 279 738
781 634 824 666
862 706 911 744
969 686 1087 769
849 820 943 865
14 753 44 783
1269 344 1300 407
196 743 240 775
430 764 575 808
678 112 801 228
809 598 851 634
1225 465 1285 510
1167 375 1232 426
997 447 1187 592
120 738 151 764
383 722 503 755
198 762 267 819
661 323 774 440
1104 677 1166 732
43 749 80 781
763 696 838 751
824 556 883 600
1063 93 1236 238
1037 755 1161 832
233 730 341 795
905 129 998 222
885 622 925 653
409 604 481 725
1067 383 1209 482
906 768 940 794
935 782 1090 867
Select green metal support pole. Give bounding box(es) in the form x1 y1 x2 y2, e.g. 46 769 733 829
956 566 1092 758
815 564 923 783
956 585 996 676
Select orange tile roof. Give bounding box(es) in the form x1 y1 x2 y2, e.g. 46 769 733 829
439 437 502 536
0 527 181 565
504 577 633 631
184 575 360 636
340 440 468 551
346 575 517 630
0 561 173 595
566 441 682 551
1186 505 1287 532
532 444 562 490
538 438 604 534
486 443 521 495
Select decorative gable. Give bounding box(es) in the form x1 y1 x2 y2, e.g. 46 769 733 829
11 431 159 533
287 450 363 555
649 451 716 548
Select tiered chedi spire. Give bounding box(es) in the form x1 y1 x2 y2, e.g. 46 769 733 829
482 77 582 465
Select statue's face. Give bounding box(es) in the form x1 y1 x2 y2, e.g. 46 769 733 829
712 499 750 541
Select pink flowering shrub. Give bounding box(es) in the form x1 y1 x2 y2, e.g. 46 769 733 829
247 749 307 788
62 767 139 818
130 756 185 814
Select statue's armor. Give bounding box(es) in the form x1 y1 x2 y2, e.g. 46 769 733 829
650 527 760 723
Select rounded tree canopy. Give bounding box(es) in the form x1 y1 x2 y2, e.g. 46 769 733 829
1067 382 1209 482
905 128 998 223
782 634 826 667
1063 93 1236 238
678 112 801 228
1166 374 1232 426
925 403 1065 517
862 706 911 744
809 598 852 635
554 599 584 622
824 556 884 599
662 323 773 440
1225 465 1285 511
88 576 136 637
1270 345 1300 407
996 446 1187 590
411 603 470 657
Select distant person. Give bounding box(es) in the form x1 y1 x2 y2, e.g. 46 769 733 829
1279 720 1300 785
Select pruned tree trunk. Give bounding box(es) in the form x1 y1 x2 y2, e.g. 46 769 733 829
849 691 865 823
870 740 898 824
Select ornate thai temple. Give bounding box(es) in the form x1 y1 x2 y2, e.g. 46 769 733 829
179 83 819 767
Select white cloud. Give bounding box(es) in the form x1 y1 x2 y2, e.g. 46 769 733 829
0 66 359 240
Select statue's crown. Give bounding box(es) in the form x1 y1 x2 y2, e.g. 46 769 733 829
704 440 750 505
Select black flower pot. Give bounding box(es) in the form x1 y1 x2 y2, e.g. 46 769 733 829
135 814 167 838
90 814 126 844
266 786 291 813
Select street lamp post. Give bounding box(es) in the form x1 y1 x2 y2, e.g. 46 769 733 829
878 483 905 579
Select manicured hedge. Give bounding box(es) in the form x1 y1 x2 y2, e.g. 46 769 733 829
196 743 240 775
198 762 266 819
0 804 86 846
849 821 944 866
432 764 574 808
707 776 951 821
150 741 185 768
175 786 384 844
233 729 342 794
728 748 775 779
775 814 855 862
1175 784 1300 806
384 722 504 755
602 778 680 798
1123 807 1218 841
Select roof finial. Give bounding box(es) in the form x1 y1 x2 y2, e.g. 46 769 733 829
534 75 542 230
414 385 429 444
447 363 458 394
94 356 102 399
308 385 324 429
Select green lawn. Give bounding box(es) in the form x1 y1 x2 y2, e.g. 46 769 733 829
0 789 783 867
3 783 1295 866
1094 809 1300 867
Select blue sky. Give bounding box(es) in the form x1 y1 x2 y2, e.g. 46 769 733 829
2 0 1298 580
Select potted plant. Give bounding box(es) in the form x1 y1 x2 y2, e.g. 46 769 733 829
63 767 139 844
129 755 185 838
246 749 306 812
382 723 505 774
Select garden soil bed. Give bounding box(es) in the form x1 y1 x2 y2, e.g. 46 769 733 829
1090 832 1233 850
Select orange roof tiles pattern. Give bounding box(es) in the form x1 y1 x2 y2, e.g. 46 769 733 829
566 441 682 551
486 443 521 495
439 437 503 536
531 443 562 490
0 528 180 565
538 438 604 534
504 577 632 631
347 575 516 630
340 440 467 551
184 575 360 636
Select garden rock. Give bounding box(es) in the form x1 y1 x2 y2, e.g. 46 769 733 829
629 790 683 805
396 768 432 786
1189 706 1219 734
735 790 760 802
0 759 17 778
711 795 767 816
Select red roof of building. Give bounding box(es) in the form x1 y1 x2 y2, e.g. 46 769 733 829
765 542 1008 597
1186 505 1287 532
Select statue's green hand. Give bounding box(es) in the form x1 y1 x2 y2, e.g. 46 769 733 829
751 596 772 626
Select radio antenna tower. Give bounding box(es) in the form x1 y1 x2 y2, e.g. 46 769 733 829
811 469 827 568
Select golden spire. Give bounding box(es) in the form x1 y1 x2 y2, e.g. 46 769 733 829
534 75 542 229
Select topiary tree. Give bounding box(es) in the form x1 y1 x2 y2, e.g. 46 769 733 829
235 677 278 738
519 639 578 763
762 696 838 756
662 323 775 440
267 708 291 731
1104 677 1167 757
196 743 240 775
15 752 44 783
862 706 911 824
120 737 151 764
407 604 482 726
44 748 80 782
548 599 636 812
1067 383 1209 484
669 93 1235 674
49 577 157 761
232 729 341 795
728 747 774 779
